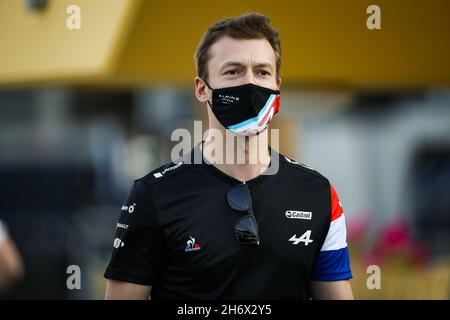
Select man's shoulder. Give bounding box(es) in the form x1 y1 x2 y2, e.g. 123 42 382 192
279 153 329 183
138 160 191 186
138 150 197 186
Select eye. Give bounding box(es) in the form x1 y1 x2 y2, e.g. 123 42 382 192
257 70 271 76
224 69 240 76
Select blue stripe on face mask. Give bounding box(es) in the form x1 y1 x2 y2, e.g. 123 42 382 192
227 94 276 130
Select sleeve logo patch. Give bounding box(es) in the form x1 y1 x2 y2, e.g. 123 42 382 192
113 238 125 248
154 161 184 178
121 203 136 214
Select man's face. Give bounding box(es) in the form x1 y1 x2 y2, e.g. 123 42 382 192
206 36 280 90
195 36 281 105
194 36 281 136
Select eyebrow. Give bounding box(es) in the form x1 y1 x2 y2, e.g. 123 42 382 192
219 61 274 71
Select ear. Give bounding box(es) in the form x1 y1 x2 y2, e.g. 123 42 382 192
276 77 282 91
194 76 210 104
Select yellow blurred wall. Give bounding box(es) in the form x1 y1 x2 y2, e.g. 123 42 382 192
0 0 449 88
0 0 140 85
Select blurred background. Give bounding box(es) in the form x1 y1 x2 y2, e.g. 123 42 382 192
0 0 449 299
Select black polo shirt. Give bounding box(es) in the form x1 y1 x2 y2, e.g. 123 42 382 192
104 143 352 299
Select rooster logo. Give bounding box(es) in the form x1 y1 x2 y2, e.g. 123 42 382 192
185 235 202 252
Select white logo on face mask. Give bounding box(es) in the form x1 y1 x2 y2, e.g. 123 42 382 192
218 94 240 104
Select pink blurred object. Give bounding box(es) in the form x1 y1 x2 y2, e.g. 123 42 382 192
379 218 411 248
369 217 430 266
347 213 370 243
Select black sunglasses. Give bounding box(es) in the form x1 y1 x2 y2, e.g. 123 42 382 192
226 183 260 245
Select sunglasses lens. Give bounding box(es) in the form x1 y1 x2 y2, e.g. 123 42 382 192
235 215 259 244
227 184 252 211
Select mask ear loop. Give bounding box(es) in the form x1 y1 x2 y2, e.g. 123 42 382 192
202 79 214 108
202 79 213 90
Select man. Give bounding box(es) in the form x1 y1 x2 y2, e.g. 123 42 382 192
104 13 353 300
0 220 24 293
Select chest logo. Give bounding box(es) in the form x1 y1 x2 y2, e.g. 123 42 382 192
289 230 313 246
285 210 312 220
185 236 202 252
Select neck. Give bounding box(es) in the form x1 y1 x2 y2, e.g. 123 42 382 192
202 131 271 182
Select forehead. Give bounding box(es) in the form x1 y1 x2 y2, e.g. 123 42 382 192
208 36 276 71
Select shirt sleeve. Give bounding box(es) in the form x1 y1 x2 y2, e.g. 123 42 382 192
311 183 352 281
104 179 163 285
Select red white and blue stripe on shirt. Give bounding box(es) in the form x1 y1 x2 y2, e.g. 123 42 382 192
311 183 353 281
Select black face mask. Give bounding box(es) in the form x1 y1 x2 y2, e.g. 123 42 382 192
204 80 281 136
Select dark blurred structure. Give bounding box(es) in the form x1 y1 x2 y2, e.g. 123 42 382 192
412 145 450 256
0 87 195 299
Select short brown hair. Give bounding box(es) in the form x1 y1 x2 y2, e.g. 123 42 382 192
195 12 281 82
